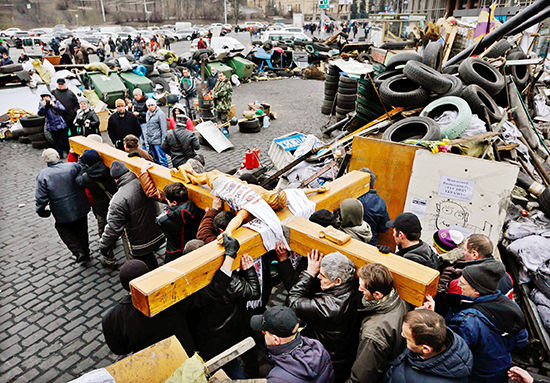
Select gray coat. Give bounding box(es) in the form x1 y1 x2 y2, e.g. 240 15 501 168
161 127 200 168
35 161 90 223
347 288 408 383
100 171 165 256
145 107 167 145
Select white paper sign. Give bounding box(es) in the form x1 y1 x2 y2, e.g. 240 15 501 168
438 176 475 202
410 197 428 219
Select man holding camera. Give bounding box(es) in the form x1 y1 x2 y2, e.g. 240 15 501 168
37 90 69 159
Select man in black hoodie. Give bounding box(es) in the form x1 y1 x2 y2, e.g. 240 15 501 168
75 149 118 268
51 78 79 137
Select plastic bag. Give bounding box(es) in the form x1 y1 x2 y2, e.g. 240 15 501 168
507 235 550 272
117 57 132 72
459 114 487 137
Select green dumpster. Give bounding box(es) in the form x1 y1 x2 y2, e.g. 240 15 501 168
81 71 127 109
120 71 153 94
225 56 255 79
206 62 233 79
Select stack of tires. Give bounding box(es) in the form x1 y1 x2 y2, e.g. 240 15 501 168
335 75 358 121
321 64 340 115
356 77 386 124
377 40 516 143
19 116 51 149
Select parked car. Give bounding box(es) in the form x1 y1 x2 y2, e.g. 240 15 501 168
223 24 232 33
29 28 49 37
1 28 21 38
161 24 176 31
54 28 73 39
174 29 196 41
261 31 312 43
53 24 67 29
283 27 304 33
122 26 137 33
73 26 92 33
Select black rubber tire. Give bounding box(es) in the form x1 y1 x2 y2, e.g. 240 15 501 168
337 101 356 110
326 74 339 83
423 41 443 71
19 136 31 144
325 82 338 91
420 96 472 139
1 63 23 74
379 75 429 107
325 89 337 97
322 99 334 108
20 115 45 128
458 57 505 96
403 61 452 94
335 112 348 120
239 118 261 133
338 82 358 90
441 75 464 98
538 187 550 217
149 76 170 93
327 64 340 75
373 70 402 86
324 94 336 101
321 106 333 115
337 93 357 102
462 84 504 123
357 52 369 63
382 116 441 142
506 51 530 89
31 140 51 149
28 132 47 142
339 75 358 85
22 125 44 135
313 42 330 52
386 52 423 71
337 87 357 95
485 39 512 58
442 65 460 75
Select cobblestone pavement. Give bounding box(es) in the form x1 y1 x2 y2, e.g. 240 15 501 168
0 77 326 382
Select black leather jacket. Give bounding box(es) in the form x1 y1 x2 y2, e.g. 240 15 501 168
287 271 360 368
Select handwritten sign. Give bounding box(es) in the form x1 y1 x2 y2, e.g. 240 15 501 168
438 176 475 202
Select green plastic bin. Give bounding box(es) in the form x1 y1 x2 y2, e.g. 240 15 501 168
120 71 153 94
206 62 233 79
225 56 255 79
82 71 127 109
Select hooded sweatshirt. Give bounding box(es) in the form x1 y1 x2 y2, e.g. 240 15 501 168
385 329 473 383
340 199 373 244
266 333 335 383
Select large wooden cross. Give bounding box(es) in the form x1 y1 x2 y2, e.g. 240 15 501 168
70 136 439 317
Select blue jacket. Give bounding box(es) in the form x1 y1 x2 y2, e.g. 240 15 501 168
266 333 335 383
358 189 389 245
445 292 529 383
35 161 90 223
145 107 167 145
385 329 473 383
37 96 67 132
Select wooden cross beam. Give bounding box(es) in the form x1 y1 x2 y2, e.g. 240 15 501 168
70 136 438 316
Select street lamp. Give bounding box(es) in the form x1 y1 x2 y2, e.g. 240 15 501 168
76 14 79 27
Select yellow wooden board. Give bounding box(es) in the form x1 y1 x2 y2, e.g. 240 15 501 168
349 137 418 248
287 217 439 306
105 336 188 383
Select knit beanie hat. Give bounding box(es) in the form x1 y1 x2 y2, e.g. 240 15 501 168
462 260 505 295
340 198 364 228
119 260 149 291
310 209 336 228
110 160 129 178
81 149 101 166
433 229 464 253
115 98 126 107
146 98 157 106
78 97 89 104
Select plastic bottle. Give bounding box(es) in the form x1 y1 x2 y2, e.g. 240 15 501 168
222 127 229 139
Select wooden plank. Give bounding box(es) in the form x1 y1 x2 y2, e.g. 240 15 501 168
442 25 458 64
205 337 255 375
105 336 188 383
348 137 418 249
286 217 439 307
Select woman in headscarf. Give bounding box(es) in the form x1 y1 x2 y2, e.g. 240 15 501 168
169 104 194 131
338 198 373 243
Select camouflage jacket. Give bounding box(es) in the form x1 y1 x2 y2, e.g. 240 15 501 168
212 78 232 113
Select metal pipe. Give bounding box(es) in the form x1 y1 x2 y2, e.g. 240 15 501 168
506 6 550 37
443 0 550 68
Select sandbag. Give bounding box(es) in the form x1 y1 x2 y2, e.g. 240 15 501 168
534 262 550 301
507 235 550 273
32 60 53 85
84 62 111 76
83 89 101 108
118 57 132 72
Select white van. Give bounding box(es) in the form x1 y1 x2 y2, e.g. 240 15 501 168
23 38 45 57
176 22 192 31
261 31 312 43
99 26 122 34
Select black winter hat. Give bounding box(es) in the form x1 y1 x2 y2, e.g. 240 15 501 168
250 306 299 337
81 149 101 166
110 160 129 178
462 260 505 295
119 260 149 291
309 209 336 228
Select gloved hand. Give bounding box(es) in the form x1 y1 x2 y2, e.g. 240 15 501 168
37 209 51 218
377 245 392 254
223 233 240 259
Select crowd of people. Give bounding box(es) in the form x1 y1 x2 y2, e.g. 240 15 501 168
34 136 533 382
